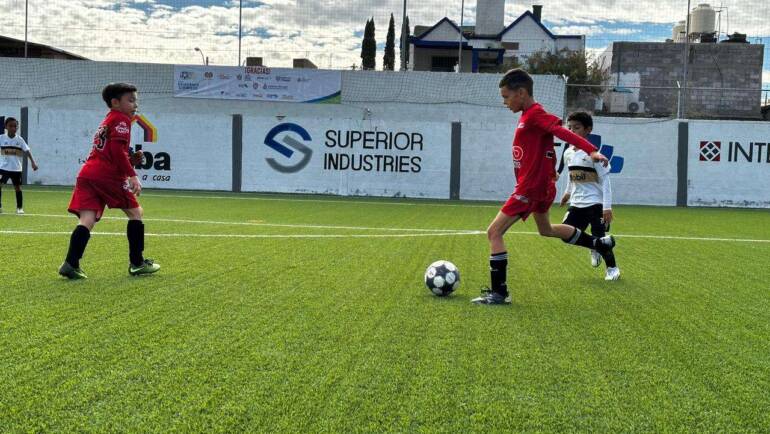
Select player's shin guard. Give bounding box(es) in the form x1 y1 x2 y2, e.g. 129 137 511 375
65 225 91 268
563 228 598 249
127 220 145 267
15 191 22 209
490 252 509 295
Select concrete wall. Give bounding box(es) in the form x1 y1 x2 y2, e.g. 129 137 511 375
608 42 765 119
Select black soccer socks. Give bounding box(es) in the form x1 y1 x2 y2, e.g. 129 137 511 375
490 251 509 295
127 220 145 267
565 228 596 249
65 225 91 269
15 190 22 209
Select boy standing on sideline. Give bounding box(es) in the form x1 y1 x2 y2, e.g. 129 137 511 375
0 117 38 214
559 112 620 281
59 83 160 279
472 69 617 305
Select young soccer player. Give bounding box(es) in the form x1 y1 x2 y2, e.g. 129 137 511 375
58 83 160 279
0 117 38 214
472 69 616 305
559 112 620 281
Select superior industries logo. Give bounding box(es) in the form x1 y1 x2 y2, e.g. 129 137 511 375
699 140 770 164
264 123 313 173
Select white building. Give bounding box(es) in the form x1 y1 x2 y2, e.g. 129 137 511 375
409 4 585 72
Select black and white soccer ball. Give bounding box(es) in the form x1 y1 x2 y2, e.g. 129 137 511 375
424 260 460 296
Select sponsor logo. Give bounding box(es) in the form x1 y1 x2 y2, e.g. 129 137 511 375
218 73 231 80
253 93 264 98
264 123 313 173
266 94 279 99
132 114 172 178
179 71 195 80
280 95 295 101
238 83 249 88
177 82 199 91
296 77 311 83
245 66 271 74
115 121 130 135
698 140 770 164
204 71 214 79
700 141 721 161
275 76 291 82
555 134 624 174
513 146 524 161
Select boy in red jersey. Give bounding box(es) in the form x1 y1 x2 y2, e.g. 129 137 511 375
472 69 616 305
58 83 160 279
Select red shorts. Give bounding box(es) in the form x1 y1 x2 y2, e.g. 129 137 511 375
68 177 139 221
501 183 556 221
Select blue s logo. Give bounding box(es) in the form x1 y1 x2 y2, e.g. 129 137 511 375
264 123 313 173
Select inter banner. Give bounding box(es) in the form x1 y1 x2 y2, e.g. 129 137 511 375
173 65 341 103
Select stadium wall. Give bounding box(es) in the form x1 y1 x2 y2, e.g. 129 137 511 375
2 59 768 208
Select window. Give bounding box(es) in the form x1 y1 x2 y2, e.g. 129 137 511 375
501 42 520 50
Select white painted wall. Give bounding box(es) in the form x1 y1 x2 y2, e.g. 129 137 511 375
555 37 584 52
421 21 464 42
460 117 680 206
687 120 770 208
26 108 233 191
500 16 554 57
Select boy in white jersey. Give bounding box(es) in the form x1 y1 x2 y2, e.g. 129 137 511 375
559 112 620 281
0 117 38 214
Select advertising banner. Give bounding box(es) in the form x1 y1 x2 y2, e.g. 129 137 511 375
688 121 770 208
242 117 452 198
461 118 680 206
26 109 232 191
173 65 341 103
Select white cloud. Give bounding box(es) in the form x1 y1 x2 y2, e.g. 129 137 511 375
0 0 766 72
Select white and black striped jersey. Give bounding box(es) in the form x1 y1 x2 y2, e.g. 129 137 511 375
0 133 30 172
563 146 612 209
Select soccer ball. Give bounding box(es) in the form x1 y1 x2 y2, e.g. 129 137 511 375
424 260 460 296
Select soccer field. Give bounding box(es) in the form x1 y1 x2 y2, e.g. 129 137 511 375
2 186 769 432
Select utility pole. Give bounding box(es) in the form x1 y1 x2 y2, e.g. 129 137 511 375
24 0 29 57
238 0 243 66
680 0 692 118
400 0 407 71
457 0 465 73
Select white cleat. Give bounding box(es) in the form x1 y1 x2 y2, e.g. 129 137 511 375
590 250 602 268
16 208 25 215
605 267 621 281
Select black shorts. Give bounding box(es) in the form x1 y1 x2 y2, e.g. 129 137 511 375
0 170 22 187
562 204 609 236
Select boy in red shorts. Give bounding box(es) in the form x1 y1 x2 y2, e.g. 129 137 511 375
58 83 160 279
472 69 616 305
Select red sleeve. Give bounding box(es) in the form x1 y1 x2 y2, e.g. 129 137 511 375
530 108 598 154
551 126 598 154
107 118 137 178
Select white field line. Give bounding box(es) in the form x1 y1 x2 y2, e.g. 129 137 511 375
3 214 770 244
25 189 501 209
14 213 480 234
0 230 483 239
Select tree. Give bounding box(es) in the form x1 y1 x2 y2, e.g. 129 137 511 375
524 49 609 102
383 13 396 71
361 18 377 70
400 15 410 70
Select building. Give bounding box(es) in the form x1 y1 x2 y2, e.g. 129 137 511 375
0 35 87 60
599 41 764 119
409 3 585 73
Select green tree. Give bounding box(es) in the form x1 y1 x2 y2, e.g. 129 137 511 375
524 49 608 101
361 18 377 70
383 13 396 71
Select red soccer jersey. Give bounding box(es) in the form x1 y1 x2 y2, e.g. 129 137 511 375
78 110 137 182
512 103 598 200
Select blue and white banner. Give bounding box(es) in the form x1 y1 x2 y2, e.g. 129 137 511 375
173 65 341 103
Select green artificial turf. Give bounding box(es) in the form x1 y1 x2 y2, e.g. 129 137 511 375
1 186 769 432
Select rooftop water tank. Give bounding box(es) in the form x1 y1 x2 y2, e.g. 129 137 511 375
690 4 716 35
672 20 687 42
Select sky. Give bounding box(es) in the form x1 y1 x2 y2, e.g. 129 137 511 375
1 0 768 90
